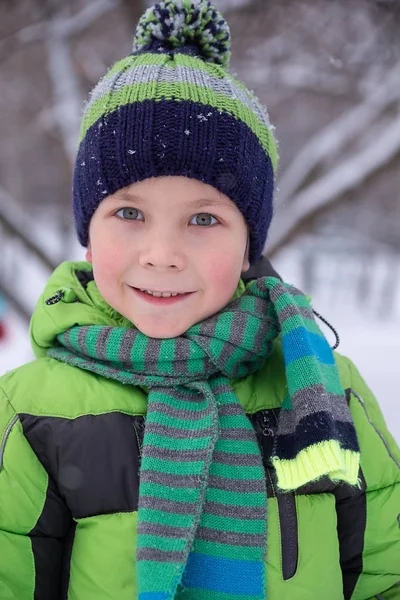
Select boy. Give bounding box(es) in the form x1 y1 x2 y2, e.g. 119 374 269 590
0 1 399 599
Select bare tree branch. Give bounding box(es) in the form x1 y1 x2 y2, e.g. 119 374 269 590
0 185 59 268
266 104 400 256
0 0 120 53
277 59 400 206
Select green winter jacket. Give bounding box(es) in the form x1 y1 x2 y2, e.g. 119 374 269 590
0 261 399 600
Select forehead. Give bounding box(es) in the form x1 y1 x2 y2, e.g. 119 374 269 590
110 176 239 211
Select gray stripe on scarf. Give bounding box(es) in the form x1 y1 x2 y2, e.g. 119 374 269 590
146 422 211 439
209 474 266 494
278 303 315 323
156 387 208 403
136 547 184 563
219 426 258 442
204 500 266 520
77 327 89 354
174 337 191 376
137 522 190 538
141 445 260 465
144 337 162 371
197 526 265 547
138 495 265 520
219 313 250 377
147 401 212 421
95 327 113 357
118 328 137 363
277 386 354 436
142 445 209 462
140 470 265 493
212 450 262 467
140 470 202 488
139 495 196 514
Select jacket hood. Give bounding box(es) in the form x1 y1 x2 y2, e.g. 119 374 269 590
30 261 248 358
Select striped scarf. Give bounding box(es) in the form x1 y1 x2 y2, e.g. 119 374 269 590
48 276 360 600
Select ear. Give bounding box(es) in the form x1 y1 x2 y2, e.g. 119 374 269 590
85 243 92 263
241 232 250 273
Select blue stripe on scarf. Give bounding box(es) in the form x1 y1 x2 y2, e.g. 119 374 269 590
282 327 335 365
182 552 264 595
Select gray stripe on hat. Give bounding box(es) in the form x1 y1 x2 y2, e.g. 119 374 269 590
87 63 271 131
197 526 265 547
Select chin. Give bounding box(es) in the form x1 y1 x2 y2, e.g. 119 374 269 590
134 322 189 339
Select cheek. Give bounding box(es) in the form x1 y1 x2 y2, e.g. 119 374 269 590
91 240 125 282
203 250 242 293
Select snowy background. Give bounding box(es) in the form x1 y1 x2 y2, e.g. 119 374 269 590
0 0 399 443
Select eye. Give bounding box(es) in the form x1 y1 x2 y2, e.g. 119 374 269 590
190 213 219 226
116 207 143 220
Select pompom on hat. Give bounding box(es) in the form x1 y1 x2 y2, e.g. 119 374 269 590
73 0 278 264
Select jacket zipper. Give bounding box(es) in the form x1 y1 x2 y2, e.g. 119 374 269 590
350 388 400 469
0 414 19 471
257 409 299 580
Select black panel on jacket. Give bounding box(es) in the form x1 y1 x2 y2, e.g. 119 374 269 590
28 478 72 599
60 522 77 600
29 536 67 600
20 412 142 519
335 468 367 599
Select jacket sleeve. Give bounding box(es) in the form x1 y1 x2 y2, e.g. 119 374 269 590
343 359 400 600
0 386 72 599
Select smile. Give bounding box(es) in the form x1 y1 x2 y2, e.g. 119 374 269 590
131 287 194 305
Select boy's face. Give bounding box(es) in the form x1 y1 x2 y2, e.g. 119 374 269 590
86 176 250 339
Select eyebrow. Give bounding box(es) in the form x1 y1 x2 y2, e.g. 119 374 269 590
115 194 234 210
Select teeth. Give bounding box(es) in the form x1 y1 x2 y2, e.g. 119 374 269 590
139 288 182 298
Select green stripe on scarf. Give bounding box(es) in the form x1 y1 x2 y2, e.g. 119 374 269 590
48 276 360 600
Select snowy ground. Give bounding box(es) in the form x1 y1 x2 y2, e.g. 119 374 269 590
0 243 399 444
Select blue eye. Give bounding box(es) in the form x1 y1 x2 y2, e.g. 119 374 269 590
116 207 142 220
190 213 219 226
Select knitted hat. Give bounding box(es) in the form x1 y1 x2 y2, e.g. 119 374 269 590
73 0 278 264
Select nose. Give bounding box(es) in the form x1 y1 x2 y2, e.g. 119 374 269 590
138 229 185 270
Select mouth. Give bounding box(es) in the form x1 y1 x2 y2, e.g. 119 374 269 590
130 287 195 305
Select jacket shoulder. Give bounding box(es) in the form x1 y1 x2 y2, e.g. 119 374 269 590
0 357 147 418
335 351 400 490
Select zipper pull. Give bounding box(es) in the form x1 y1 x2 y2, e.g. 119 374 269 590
45 288 77 305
